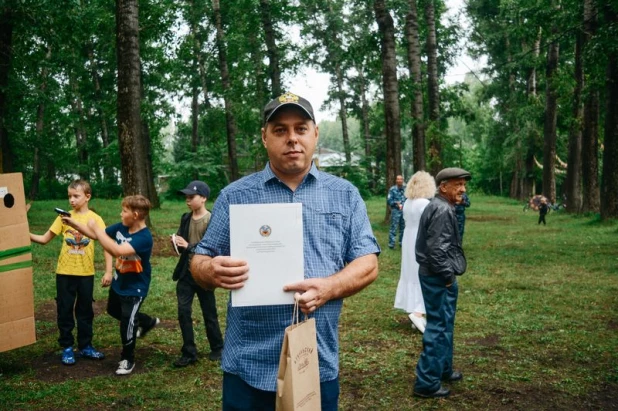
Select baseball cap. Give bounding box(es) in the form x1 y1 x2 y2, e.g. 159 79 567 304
263 92 315 124
178 180 210 198
435 167 471 185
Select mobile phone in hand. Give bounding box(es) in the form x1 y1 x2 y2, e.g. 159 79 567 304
54 207 72 217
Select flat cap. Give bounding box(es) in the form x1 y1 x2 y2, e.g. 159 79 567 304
435 167 471 184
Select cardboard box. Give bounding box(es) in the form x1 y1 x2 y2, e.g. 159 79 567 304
0 173 36 352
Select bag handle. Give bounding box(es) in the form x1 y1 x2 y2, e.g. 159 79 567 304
291 298 308 326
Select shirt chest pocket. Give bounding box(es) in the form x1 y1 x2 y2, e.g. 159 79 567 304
319 212 346 261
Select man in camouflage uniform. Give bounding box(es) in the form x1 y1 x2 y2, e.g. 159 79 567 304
454 193 470 240
387 175 406 249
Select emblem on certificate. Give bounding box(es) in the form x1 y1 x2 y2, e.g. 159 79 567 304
259 225 272 237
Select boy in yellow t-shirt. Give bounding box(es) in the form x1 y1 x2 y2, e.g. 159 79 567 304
30 179 113 365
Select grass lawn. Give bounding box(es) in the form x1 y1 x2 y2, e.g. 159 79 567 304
1 194 617 410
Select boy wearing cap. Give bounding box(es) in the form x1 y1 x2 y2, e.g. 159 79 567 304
171 180 224 367
191 92 380 410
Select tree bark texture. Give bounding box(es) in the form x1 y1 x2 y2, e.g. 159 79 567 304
506 36 524 200
565 28 583 213
191 87 199 154
542 38 559 203
116 0 150 197
259 0 281 97
70 76 89 180
374 0 402 197
425 0 441 175
405 0 426 172
358 66 375 190
0 7 13 173
601 5 618 219
335 62 351 163
581 0 600 212
212 0 239 181
88 46 114 185
522 28 542 200
29 46 52 200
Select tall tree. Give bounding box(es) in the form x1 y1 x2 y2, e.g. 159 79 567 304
116 0 151 198
211 0 239 181
302 0 352 163
565 18 583 213
601 4 618 219
425 0 441 175
581 0 600 212
542 10 559 203
405 0 426 172
0 5 13 173
29 46 52 200
374 0 402 190
259 0 281 97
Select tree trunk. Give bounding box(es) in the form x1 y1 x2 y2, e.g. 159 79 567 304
116 0 150 198
0 7 13 173
141 117 159 209
212 0 239 181
188 0 202 153
88 47 114 185
565 28 583 213
259 0 281 97
29 46 52 200
358 65 375 190
70 76 89 180
335 62 351 164
542 35 559 203
523 28 542 199
507 35 524 201
248 33 267 114
425 0 441 175
191 87 199 155
374 0 402 193
600 5 618 219
581 0 600 212
405 0 425 172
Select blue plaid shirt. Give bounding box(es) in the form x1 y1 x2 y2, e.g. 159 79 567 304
195 163 380 391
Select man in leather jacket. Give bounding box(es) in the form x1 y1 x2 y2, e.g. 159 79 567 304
413 167 471 399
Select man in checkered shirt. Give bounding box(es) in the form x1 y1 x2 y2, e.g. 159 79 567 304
192 92 380 411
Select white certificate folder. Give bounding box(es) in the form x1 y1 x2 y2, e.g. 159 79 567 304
230 203 304 307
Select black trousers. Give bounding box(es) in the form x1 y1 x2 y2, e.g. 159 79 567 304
107 287 154 363
538 214 547 225
177 276 224 359
56 274 94 350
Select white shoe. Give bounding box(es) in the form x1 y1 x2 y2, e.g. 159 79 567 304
116 359 135 375
409 313 426 333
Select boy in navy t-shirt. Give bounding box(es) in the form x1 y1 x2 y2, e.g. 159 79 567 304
64 195 159 375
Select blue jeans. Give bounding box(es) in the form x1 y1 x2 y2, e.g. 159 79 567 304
414 275 458 393
389 208 404 247
222 372 339 411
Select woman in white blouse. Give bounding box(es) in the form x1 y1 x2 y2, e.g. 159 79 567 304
394 171 436 333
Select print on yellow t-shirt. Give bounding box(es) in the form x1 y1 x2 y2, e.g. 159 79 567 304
50 210 106 276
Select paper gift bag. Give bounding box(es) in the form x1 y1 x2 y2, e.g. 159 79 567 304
276 304 321 411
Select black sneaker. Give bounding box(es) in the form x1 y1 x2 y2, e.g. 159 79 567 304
173 356 197 368
136 317 160 338
414 386 450 398
208 349 222 362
